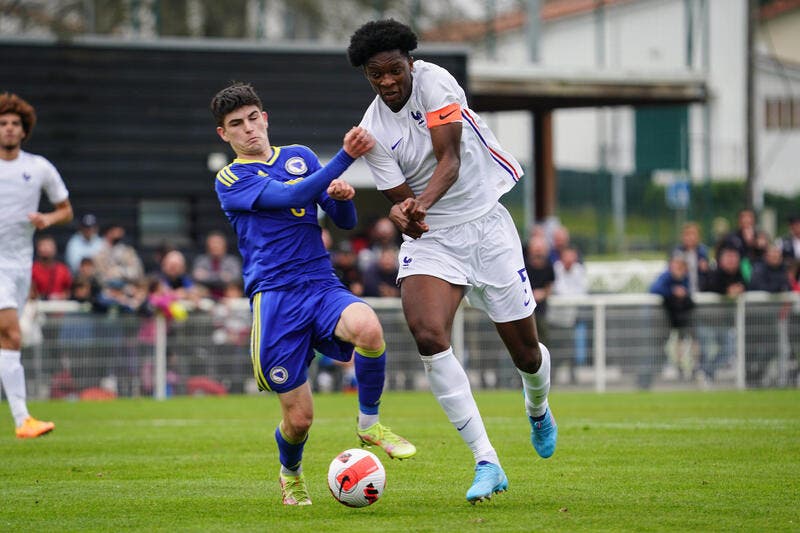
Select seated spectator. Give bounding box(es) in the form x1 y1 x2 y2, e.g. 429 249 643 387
749 245 791 293
702 246 747 297
358 217 400 273
362 247 400 298
93 224 145 287
524 234 555 344
75 257 102 295
548 225 574 265
673 222 710 294
65 213 103 273
191 231 242 300
332 240 364 296
94 278 148 314
159 250 203 304
781 213 800 283
31 235 72 300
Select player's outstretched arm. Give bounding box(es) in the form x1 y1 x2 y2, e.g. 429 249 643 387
253 128 375 210
342 126 375 158
320 179 357 230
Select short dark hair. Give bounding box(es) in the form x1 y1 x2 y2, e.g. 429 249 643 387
347 19 418 67
210 82 263 127
0 92 37 140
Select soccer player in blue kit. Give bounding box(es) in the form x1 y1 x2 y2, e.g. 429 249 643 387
210 82 416 506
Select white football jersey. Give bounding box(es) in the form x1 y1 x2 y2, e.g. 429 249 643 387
359 60 523 230
0 151 69 269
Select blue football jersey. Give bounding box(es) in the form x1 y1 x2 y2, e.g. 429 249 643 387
215 145 336 296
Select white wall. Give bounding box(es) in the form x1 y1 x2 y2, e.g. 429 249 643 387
462 0 800 196
756 61 800 195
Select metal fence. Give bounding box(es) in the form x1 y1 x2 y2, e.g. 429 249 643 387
14 292 800 401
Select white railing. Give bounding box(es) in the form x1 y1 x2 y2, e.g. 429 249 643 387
22 291 800 400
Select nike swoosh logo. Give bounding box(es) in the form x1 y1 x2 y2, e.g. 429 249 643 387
524 298 531 306
391 138 402 150
456 417 472 431
439 109 457 120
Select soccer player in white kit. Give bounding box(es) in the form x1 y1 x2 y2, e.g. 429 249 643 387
0 93 73 438
347 20 558 503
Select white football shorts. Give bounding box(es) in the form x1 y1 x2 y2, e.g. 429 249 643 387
0 268 31 312
396 203 536 322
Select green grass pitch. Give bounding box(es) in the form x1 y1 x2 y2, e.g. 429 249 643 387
1 390 798 532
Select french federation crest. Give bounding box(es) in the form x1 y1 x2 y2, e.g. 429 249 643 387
285 157 308 175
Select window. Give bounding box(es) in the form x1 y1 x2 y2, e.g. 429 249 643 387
138 199 191 248
764 97 800 130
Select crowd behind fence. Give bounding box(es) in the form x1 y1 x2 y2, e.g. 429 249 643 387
12 291 799 402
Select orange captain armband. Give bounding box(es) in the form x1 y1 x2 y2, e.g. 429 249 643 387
426 102 462 128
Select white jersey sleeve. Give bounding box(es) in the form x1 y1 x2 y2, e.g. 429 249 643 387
360 101 407 191
40 156 69 205
416 63 465 117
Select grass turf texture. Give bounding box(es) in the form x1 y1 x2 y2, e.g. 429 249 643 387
1 390 798 532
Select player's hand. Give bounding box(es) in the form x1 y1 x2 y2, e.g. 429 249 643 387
389 199 429 239
342 127 375 158
27 212 51 230
400 197 427 222
327 179 355 201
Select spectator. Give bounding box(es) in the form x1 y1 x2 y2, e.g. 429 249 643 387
698 246 746 382
31 235 72 300
94 277 148 314
75 257 102 292
524 234 555 344
548 246 588 383
650 253 696 379
68 256 106 309
362 247 400 298
780 213 800 283
673 222 711 294
93 224 145 287
357 216 400 273
749 245 791 293
65 213 103 273
159 250 203 304
548 225 573 265
716 208 766 281
702 246 747 297
331 240 364 296
191 231 242 300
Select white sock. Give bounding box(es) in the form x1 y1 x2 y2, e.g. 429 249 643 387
518 342 551 418
421 347 499 465
0 349 30 427
358 413 379 430
281 465 302 477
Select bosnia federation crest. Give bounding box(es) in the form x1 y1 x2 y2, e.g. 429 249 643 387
269 366 289 384
285 157 308 176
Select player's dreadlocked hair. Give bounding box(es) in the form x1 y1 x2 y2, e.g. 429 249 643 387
0 92 37 140
347 19 418 68
210 82 263 127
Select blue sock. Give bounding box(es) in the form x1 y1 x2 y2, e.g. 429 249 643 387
275 425 306 472
354 343 386 416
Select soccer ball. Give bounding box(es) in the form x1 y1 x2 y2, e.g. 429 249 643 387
327 448 386 508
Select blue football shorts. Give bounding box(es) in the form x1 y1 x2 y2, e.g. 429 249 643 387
250 276 361 393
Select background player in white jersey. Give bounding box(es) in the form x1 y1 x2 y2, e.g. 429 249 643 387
347 20 558 503
0 93 73 438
